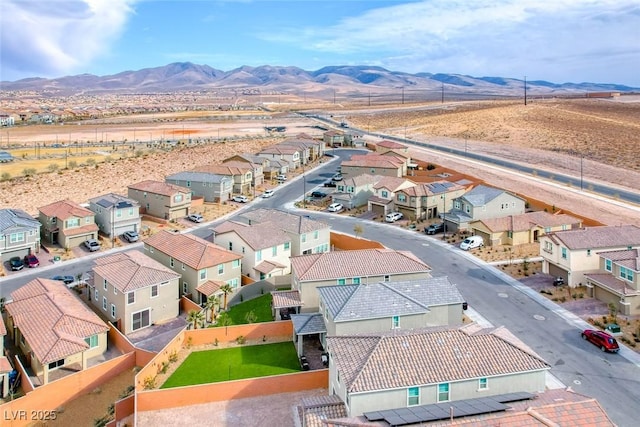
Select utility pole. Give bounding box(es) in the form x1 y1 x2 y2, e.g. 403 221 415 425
441 83 444 104
524 75 527 106
401 87 405 104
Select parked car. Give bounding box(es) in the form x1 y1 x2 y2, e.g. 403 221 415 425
332 173 343 181
84 239 101 252
327 203 344 212
9 256 24 271
581 329 619 353
23 254 40 268
122 230 139 242
385 212 403 223
50 275 75 285
424 222 446 235
276 174 287 181
187 213 203 223
310 191 327 198
232 195 249 203
460 235 484 250
323 180 337 188
261 189 274 198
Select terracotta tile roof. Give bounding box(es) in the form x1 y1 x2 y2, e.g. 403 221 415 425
368 196 394 206
372 176 415 192
584 273 639 296
259 145 300 155
192 164 251 176
271 290 302 309
291 249 431 282
240 208 329 234
401 180 466 198
474 211 582 233
38 199 93 220
342 154 404 169
93 250 180 292
340 173 383 188
254 259 287 274
145 230 241 270
0 313 6 335
596 248 640 270
213 220 291 250
63 223 99 236
546 225 640 250
5 278 109 364
377 140 407 149
127 180 189 197
326 326 549 393
0 356 12 373
297 395 348 427
195 280 225 296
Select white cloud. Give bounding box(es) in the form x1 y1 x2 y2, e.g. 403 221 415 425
1 0 136 80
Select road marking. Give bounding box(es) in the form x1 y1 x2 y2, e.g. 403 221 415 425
533 314 546 321
497 292 509 298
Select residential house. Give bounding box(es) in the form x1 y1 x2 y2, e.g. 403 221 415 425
38 199 99 248
584 249 640 316
326 324 550 417
222 153 266 187
539 225 640 287
191 164 253 195
343 129 365 147
0 208 41 262
368 176 417 218
4 278 109 384
332 174 382 209
445 185 526 232
0 114 15 127
238 208 331 255
276 139 312 165
341 153 407 179
127 180 192 220
89 251 181 334
264 159 289 180
323 130 346 147
212 220 292 282
318 276 465 337
470 211 583 247
165 171 233 202
394 180 468 221
143 231 242 304
290 248 432 311
375 139 409 155
0 315 11 398
257 145 301 170
88 193 141 238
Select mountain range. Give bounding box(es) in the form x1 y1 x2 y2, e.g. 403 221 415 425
1 62 635 96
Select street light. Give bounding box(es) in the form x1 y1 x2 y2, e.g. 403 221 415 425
441 191 447 239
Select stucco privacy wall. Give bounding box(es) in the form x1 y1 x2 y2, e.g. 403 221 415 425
108 324 156 367
0 352 136 427
331 231 385 250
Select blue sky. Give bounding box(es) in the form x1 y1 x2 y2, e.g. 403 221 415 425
1 0 639 86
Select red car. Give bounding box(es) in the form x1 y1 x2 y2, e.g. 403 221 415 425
23 254 40 268
581 329 619 353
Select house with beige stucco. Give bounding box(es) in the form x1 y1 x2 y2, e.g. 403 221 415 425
0 208 41 263
341 153 407 178
584 249 640 316
38 199 99 249
332 174 382 210
290 248 432 311
367 176 417 219
128 180 192 220
143 231 242 305
539 224 640 287
394 180 469 222
326 324 550 418
89 251 181 334
4 278 109 385
212 220 292 283
470 211 583 247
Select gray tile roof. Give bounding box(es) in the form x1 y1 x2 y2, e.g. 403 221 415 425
327 325 550 393
166 171 229 184
596 248 640 270
0 208 40 232
291 249 431 282
460 185 517 206
213 220 291 250
92 250 181 292
240 208 329 234
291 313 327 335
89 193 138 209
319 277 464 322
549 225 640 250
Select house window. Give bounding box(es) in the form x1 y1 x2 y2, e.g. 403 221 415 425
370 168 376 173
151 285 158 298
478 378 488 390
544 241 553 253
465 204 471 213
381 190 388 198
397 194 406 202
182 282 189 294
181 263 185 270
337 185 344 192
586 249 591 256
392 315 400 329
129 208 134 216
127 292 135 305
111 304 116 319
48 359 65 370
232 259 240 268
170 258 174 267
227 278 239 289
384 275 390 282
620 267 634 282
116 209 122 218
507 231 513 238
284 242 290 250
454 201 461 209
228 242 233 251
256 250 262 261
352 277 361 285
313 230 319 239
272 246 278 256
94 289 98 301
66 218 80 227
114 286 117 295
545 227 551 233
561 247 567 259
605 259 612 272
132 309 150 331
407 387 420 406
9 232 25 243
337 278 346 285
437 383 450 402
102 297 107 310
302 234 307 243
85 335 99 348
146 203 150 210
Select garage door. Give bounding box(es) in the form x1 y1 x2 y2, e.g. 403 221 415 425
549 264 568 283
69 234 92 248
1 248 29 262
170 208 188 220
371 204 385 217
114 225 136 236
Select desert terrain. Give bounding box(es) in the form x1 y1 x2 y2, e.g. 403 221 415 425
1 97 639 227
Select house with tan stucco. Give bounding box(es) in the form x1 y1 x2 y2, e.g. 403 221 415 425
584 249 640 316
38 199 99 249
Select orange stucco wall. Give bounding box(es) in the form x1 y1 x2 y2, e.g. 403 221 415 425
0 352 135 427
135 329 186 391
108 325 156 367
330 231 385 251
137 370 328 412
180 295 202 313
113 394 135 425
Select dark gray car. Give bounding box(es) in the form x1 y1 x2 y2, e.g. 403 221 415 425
424 223 446 235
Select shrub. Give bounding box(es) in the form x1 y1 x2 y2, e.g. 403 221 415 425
86 158 96 166
47 163 59 172
22 168 37 177
168 350 178 363
143 376 156 390
68 160 78 168
236 335 246 345
426 163 436 170
0 172 11 181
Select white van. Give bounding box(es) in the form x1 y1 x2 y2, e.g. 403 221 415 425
460 235 484 250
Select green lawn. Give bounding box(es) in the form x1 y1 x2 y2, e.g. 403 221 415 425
161 342 300 388
216 293 273 326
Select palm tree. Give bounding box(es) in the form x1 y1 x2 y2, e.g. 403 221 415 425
220 284 234 310
205 295 220 323
186 309 205 329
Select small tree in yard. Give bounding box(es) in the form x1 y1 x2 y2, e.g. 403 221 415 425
205 295 220 323
353 224 364 238
220 284 233 310
245 310 257 324
187 309 205 329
